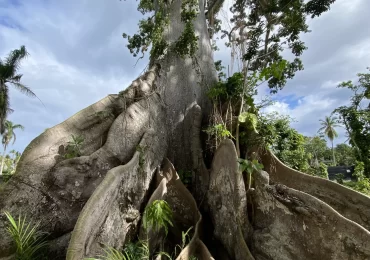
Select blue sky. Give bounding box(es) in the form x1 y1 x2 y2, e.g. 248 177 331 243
0 0 369 153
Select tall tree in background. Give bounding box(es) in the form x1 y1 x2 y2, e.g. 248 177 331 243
0 46 36 133
334 68 370 175
304 136 329 166
0 120 24 175
335 143 356 166
319 115 340 165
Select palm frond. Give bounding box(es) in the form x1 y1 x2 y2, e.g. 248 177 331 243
13 124 25 130
12 132 17 145
9 74 23 83
7 81 36 98
317 126 325 133
2 121 24 145
4 46 29 76
7 80 45 108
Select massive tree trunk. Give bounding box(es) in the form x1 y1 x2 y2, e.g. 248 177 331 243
1 1 370 260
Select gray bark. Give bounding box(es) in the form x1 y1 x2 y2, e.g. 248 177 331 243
260 150 370 231
252 170 370 260
207 139 254 260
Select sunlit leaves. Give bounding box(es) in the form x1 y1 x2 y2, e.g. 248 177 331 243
204 124 233 140
143 200 173 236
238 158 263 175
239 112 258 134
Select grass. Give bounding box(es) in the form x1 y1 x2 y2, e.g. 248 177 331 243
4 211 48 260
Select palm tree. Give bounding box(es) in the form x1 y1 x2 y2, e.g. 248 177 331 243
0 45 36 134
0 120 24 175
318 116 340 166
6 149 22 175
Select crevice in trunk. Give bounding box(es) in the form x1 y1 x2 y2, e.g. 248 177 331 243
199 209 231 259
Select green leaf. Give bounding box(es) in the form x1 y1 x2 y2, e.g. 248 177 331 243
238 112 259 133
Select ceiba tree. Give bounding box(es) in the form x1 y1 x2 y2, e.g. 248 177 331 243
1 0 370 259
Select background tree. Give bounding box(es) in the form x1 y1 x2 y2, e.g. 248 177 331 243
1 150 22 177
334 68 370 175
304 136 330 167
334 143 356 166
0 46 37 133
318 115 340 166
220 0 336 156
254 112 311 172
0 121 24 175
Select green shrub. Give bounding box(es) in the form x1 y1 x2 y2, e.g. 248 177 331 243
143 200 173 235
309 162 328 179
335 173 345 184
4 211 48 260
65 134 84 159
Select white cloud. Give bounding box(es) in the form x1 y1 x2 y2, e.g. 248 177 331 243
0 0 145 152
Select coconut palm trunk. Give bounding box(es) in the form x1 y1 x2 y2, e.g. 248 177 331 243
0 145 7 176
332 139 336 166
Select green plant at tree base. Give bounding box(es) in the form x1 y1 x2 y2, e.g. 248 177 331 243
174 227 193 256
143 199 173 235
4 211 48 260
85 240 151 260
65 134 84 159
238 158 264 190
86 202 195 260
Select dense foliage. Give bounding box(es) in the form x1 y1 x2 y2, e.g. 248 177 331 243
122 0 200 61
225 0 336 93
334 68 370 176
